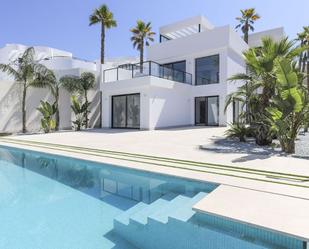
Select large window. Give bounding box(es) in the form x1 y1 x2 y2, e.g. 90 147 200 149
195 55 219 85
112 94 140 128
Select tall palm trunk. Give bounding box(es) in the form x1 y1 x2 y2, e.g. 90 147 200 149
307 50 309 90
55 87 60 131
84 91 89 129
21 83 27 133
243 22 249 44
101 22 105 64
139 41 144 73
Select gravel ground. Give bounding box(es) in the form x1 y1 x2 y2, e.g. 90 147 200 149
295 131 309 158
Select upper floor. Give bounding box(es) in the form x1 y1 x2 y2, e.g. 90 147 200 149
102 16 284 87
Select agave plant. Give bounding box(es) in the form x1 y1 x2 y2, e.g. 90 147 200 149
37 101 57 133
70 95 89 131
225 122 249 142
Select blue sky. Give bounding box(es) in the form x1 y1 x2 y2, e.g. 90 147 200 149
1 0 308 61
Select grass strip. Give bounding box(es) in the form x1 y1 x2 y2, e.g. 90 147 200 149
1 137 308 181
1 138 309 190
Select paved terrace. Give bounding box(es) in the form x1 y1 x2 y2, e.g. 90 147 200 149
1 127 309 242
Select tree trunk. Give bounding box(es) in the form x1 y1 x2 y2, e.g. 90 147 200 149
285 140 295 154
243 22 249 44
302 53 307 73
140 42 144 73
255 123 272 146
55 87 60 131
85 91 89 129
22 83 27 133
101 22 105 64
307 49 309 91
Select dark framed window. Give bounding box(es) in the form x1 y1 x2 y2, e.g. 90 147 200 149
112 93 140 129
195 96 219 126
195 55 220 85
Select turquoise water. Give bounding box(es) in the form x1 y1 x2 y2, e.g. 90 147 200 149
0 146 303 249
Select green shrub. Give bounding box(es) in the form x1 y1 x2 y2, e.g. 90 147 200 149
225 122 249 142
37 101 57 133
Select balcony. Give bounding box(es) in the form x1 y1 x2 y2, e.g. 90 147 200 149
103 61 192 85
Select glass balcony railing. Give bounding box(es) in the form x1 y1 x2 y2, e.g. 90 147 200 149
103 61 192 85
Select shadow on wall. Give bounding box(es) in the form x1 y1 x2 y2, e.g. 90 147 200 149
88 90 101 128
0 82 22 132
0 79 101 133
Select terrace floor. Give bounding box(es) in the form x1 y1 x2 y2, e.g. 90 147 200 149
1 127 309 241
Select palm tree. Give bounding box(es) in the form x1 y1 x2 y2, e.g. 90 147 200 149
226 37 303 145
89 4 117 64
235 8 260 44
61 72 96 128
34 70 68 131
130 20 156 71
0 47 50 133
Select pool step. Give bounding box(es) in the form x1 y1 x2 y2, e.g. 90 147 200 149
112 191 274 249
102 232 139 249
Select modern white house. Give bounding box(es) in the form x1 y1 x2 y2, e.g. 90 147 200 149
101 16 284 130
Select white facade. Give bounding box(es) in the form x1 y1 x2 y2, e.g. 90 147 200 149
101 16 284 130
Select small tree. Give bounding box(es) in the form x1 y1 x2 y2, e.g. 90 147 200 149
266 58 309 153
0 47 50 133
61 72 96 129
70 95 87 131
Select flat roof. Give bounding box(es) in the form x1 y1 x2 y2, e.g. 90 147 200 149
159 16 214 40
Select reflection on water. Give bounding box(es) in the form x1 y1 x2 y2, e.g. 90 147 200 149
0 146 218 207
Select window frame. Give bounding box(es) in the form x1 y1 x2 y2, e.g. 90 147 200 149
195 54 220 86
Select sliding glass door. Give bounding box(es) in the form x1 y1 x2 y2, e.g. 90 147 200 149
112 94 140 128
195 96 219 126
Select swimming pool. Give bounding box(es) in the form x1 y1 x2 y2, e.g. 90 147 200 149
0 145 303 249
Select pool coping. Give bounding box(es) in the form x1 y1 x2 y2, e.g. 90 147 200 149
1 138 309 242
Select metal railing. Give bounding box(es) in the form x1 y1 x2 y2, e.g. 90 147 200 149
103 61 192 85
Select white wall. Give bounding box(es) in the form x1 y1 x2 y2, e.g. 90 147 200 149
148 78 191 129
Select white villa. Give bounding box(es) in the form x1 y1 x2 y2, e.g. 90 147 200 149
101 16 284 130
0 16 284 133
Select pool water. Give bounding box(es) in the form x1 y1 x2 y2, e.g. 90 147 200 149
0 146 303 249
